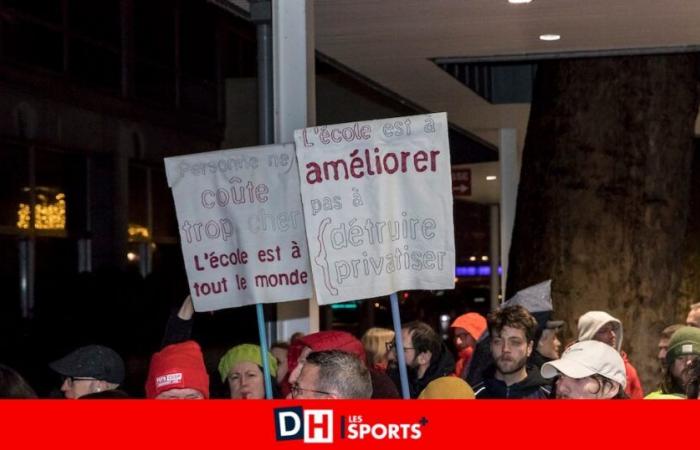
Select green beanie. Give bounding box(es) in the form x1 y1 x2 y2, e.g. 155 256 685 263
218 344 278 382
666 326 700 365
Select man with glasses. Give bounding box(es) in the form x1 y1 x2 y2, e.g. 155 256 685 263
290 350 372 399
50 345 125 399
386 321 455 398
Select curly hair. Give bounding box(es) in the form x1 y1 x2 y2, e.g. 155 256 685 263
488 305 538 343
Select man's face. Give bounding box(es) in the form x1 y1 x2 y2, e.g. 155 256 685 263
453 328 475 352
227 361 265 399
491 325 532 376
687 309 700 328
555 375 619 399
657 337 670 365
670 354 699 388
593 322 618 348
537 328 562 360
291 363 334 399
155 388 205 400
387 329 418 368
60 377 100 399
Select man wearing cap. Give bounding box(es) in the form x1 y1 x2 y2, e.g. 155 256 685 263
645 326 700 399
577 311 643 398
541 340 627 399
472 305 552 399
146 340 209 399
450 312 487 379
50 345 125 399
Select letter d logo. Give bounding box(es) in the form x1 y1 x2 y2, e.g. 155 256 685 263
274 407 304 441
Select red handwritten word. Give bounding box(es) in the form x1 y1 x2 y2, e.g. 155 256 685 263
305 148 440 185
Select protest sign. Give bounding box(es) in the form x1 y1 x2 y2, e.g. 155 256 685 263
165 144 311 311
294 113 455 304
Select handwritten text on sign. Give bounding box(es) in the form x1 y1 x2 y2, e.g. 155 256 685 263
165 144 311 312
294 113 455 304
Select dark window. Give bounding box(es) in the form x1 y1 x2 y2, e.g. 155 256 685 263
2 19 63 72
0 144 28 229
3 0 62 24
152 170 178 239
128 165 148 240
134 0 174 68
68 39 121 91
68 0 120 46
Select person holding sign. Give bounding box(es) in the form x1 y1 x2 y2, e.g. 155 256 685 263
385 321 455 399
218 344 279 399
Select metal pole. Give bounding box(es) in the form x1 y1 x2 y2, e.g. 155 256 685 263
252 0 274 400
499 128 519 295
389 293 410 399
252 0 274 145
256 304 273 399
489 204 500 311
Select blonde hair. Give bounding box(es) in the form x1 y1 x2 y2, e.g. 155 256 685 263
361 327 395 368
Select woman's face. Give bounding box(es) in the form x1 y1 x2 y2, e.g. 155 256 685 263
227 361 265 399
555 374 619 399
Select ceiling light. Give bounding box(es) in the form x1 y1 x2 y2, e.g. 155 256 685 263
508 0 533 4
539 34 561 41
486 175 497 181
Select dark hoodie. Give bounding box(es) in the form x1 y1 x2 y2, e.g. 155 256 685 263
472 364 552 399
387 343 455 398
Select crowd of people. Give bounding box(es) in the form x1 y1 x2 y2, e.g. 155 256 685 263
2 282 700 400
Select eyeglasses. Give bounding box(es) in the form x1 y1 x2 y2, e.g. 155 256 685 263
63 376 96 386
290 383 334 399
385 341 415 353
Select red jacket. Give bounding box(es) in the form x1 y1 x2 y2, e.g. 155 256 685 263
621 352 644 399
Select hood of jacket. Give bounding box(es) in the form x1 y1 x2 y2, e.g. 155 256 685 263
475 364 552 399
577 311 623 352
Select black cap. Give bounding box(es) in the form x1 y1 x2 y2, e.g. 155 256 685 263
49 345 125 385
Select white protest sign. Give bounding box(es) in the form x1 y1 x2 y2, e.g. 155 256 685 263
294 113 455 305
164 144 311 312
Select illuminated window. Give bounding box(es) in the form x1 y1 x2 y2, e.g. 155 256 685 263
17 188 66 230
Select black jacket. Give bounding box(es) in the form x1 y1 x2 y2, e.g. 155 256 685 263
472 364 552 399
388 343 455 398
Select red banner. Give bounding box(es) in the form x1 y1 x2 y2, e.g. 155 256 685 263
1 400 696 449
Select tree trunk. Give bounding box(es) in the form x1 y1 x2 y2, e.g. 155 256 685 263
506 54 700 392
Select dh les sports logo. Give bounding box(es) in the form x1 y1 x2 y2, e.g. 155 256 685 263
273 407 425 444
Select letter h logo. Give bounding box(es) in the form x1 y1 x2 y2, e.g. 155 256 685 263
273 407 334 443
305 410 333 443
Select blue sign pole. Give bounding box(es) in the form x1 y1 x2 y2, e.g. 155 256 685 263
389 292 411 399
256 304 273 399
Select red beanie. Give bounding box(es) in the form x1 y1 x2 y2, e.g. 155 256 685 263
287 331 367 376
145 341 210 399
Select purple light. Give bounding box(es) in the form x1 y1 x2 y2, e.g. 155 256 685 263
455 265 503 277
